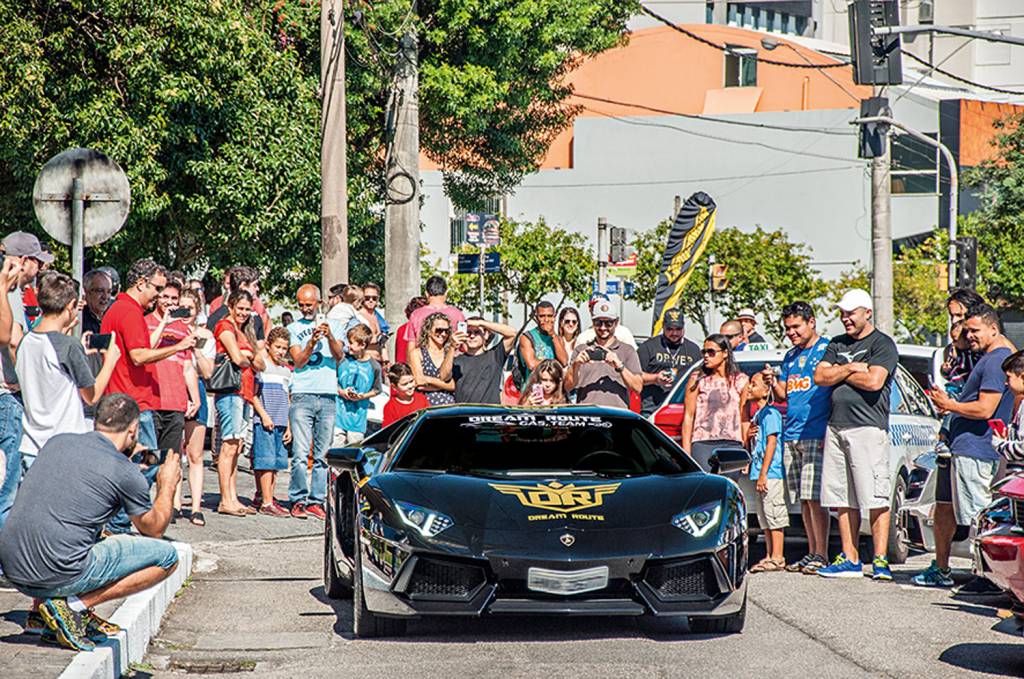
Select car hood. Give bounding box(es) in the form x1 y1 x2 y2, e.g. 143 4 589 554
372 471 728 532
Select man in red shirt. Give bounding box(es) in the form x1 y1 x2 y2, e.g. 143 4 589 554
401 276 465 357
145 280 200 457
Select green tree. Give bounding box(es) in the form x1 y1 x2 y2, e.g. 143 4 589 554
422 218 595 321
630 224 826 341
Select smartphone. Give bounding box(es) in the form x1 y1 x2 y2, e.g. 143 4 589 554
531 384 544 400
315 313 327 326
457 321 468 334
169 307 191 319
988 419 1008 438
87 333 112 351
587 346 607 362
195 336 208 350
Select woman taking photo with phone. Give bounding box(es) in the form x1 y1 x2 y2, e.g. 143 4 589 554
680 333 750 471
408 312 456 406
214 290 265 516
179 287 214 526
518 359 567 406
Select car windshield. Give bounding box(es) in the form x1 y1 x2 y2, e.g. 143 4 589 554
392 413 700 477
668 360 781 405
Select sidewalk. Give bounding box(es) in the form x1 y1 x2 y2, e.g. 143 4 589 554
0 455 317 678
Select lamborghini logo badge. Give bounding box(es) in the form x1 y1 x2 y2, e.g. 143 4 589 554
489 481 621 513
560 534 575 547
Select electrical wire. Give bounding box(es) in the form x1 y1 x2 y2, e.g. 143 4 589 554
901 50 1024 95
639 4 849 69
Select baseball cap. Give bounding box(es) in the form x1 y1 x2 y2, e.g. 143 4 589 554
836 289 873 312
591 299 618 321
663 308 685 329
736 308 756 321
588 293 609 310
2 231 54 263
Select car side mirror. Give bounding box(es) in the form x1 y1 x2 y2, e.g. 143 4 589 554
326 446 363 472
708 446 750 476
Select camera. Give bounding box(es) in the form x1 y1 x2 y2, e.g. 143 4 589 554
587 347 607 362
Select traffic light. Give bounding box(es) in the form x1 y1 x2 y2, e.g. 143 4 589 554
956 237 978 290
711 263 729 292
849 0 903 86
609 226 627 263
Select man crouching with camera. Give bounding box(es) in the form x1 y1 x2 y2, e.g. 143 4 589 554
564 300 642 409
0 393 180 652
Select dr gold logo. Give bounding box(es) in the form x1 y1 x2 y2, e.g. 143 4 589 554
489 481 621 513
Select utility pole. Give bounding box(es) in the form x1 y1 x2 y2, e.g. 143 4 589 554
320 0 348 293
870 119 894 334
384 31 421 339
596 218 608 295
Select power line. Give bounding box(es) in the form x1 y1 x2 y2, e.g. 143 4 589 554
901 50 1024 95
639 4 849 69
572 92 856 135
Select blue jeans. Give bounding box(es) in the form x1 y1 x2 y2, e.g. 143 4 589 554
253 424 288 471
106 410 160 534
0 393 25 530
288 394 335 507
11 535 178 599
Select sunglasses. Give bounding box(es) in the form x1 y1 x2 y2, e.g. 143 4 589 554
466 329 485 337
702 348 722 356
594 320 616 328
434 328 451 336
723 333 740 339
364 295 379 301
562 319 579 326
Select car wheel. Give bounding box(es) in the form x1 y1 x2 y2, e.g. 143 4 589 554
323 496 350 599
887 474 910 565
689 594 746 634
352 512 407 638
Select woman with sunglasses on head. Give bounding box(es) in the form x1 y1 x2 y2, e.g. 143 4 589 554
680 334 750 471
408 312 457 406
558 307 582 355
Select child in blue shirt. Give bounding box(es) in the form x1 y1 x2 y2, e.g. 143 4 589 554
334 324 381 448
746 372 787 572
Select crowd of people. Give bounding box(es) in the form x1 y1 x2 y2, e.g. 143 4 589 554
0 225 1020 652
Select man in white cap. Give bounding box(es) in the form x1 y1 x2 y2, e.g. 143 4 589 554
736 308 771 350
812 289 899 582
565 299 642 409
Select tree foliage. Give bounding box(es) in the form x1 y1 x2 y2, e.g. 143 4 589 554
422 218 595 322
630 224 827 341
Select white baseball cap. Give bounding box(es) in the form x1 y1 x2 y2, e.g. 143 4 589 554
591 299 618 321
736 308 756 321
836 289 873 312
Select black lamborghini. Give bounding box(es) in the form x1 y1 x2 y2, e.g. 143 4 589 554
323 405 749 638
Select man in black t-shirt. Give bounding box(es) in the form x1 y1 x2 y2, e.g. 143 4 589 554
636 308 701 415
451 317 517 404
813 289 899 581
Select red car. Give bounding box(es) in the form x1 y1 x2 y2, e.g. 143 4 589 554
977 475 1024 615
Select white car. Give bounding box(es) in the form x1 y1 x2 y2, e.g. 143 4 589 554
650 349 941 563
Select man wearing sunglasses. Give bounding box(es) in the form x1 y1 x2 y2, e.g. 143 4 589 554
452 317 517 404
637 307 701 416
359 283 390 367
564 300 642 408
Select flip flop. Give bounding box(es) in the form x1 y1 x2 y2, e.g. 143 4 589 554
190 511 206 526
216 505 247 517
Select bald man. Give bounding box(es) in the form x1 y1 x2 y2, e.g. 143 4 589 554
720 320 744 350
285 285 346 520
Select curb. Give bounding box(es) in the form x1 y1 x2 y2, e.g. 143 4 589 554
59 541 193 679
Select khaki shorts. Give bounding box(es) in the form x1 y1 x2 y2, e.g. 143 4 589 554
936 455 999 526
821 425 891 511
755 478 790 530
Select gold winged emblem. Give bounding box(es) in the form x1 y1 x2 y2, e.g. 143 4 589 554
489 481 621 513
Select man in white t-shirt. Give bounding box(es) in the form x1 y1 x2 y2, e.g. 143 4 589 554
16 272 120 467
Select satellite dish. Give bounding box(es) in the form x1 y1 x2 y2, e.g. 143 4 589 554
32 147 130 247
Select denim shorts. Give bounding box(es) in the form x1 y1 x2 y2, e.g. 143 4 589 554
252 425 288 471
12 535 179 599
215 394 252 440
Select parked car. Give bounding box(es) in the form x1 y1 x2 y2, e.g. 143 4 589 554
650 349 941 563
896 343 945 394
974 474 1024 623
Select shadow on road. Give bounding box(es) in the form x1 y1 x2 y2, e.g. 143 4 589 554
939 642 1024 677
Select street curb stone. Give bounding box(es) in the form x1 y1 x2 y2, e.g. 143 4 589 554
58 541 193 679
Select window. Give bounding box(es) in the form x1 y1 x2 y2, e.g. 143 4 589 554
723 3 809 36
724 46 758 87
449 196 502 251
891 132 938 194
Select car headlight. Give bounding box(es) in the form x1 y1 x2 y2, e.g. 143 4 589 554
395 501 454 538
672 502 722 537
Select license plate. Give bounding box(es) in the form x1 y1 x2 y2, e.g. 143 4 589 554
527 566 609 595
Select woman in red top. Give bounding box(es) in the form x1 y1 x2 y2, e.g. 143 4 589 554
213 290 265 516
383 363 428 426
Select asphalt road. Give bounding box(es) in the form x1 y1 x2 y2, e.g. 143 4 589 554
145 510 1024 679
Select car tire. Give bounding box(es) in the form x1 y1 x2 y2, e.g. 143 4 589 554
887 474 910 565
352 511 407 638
323 496 350 599
689 594 746 634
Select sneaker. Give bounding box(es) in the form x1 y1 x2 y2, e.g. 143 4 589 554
290 503 308 520
953 576 1004 596
911 560 954 588
306 504 327 521
786 554 814 573
801 555 828 575
817 553 864 579
259 502 290 518
871 556 893 582
24 609 47 635
39 598 95 652
84 610 121 638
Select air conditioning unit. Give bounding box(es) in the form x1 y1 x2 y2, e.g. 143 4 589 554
919 0 934 24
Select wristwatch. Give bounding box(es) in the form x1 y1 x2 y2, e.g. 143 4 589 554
614 364 624 373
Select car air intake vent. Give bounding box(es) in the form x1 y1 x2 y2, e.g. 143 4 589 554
644 558 719 601
407 558 486 600
1013 499 1024 529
